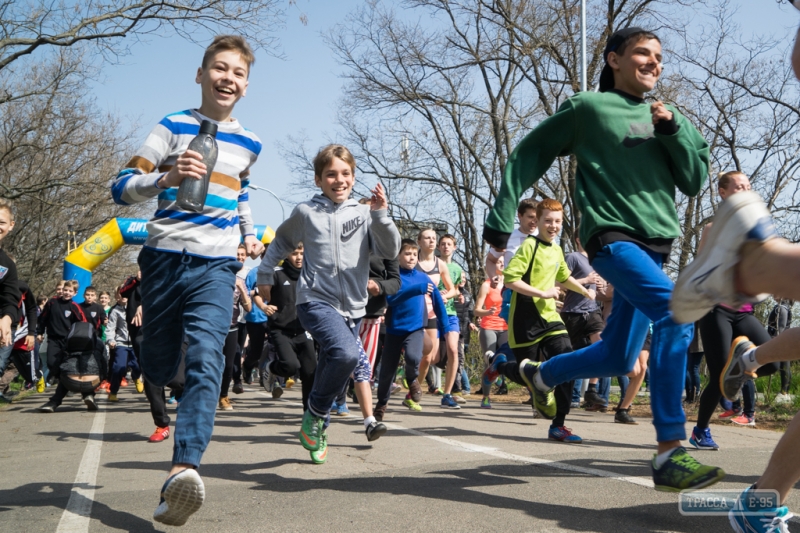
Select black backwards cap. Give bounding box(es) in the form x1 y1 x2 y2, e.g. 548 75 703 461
598 27 649 92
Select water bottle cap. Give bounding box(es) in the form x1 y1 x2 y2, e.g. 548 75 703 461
198 120 218 137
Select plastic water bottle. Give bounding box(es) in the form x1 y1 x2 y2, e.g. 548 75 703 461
175 120 219 212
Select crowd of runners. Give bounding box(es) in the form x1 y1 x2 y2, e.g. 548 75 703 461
4 17 800 533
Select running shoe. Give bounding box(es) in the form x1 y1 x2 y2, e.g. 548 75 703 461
335 403 350 416
285 377 295 389
452 392 467 405
299 410 325 451
391 383 404 396
36 377 45 393
548 426 583 444
153 468 205 526
218 397 233 411
120 377 128 388
108 393 119 402
671 191 776 323
365 421 387 442
689 426 719 450
441 394 461 409
149 426 170 443
721 336 757 401
651 447 725 492
570 401 580 408
84 395 98 411
496 382 509 395
481 351 505 388
583 389 608 408
435 387 444 396
719 408 742 419
374 403 386 422
614 408 638 425
310 433 328 464
519 359 557 420
729 486 793 533
409 379 422 403
135 378 144 393
232 383 244 395
480 397 492 409
272 381 283 399
263 367 275 393
37 401 57 413
403 396 422 412
166 396 177 405
731 414 756 427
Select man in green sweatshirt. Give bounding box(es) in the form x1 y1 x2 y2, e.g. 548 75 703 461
484 27 724 492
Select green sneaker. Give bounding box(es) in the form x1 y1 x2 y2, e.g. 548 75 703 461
299 411 324 452
518 359 556 420
403 397 422 412
310 433 328 464
651 447 725 492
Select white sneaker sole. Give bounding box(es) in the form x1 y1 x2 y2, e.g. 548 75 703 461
153 469 205 527
672 191 775 323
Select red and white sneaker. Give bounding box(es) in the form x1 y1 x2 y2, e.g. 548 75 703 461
730 414 756 427
719 409 741 419
149 427 170 443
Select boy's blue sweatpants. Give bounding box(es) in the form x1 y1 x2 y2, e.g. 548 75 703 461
297 301 361 420
109 345 141 394
538 241 693 442
138 247 239 468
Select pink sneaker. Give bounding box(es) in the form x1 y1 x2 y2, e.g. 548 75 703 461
730 414 756 427
719 409 740 419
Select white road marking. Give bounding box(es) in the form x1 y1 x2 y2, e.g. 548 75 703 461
258 393 654 488
56 408 106 533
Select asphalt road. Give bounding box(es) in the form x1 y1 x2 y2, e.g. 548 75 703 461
0 385 797 533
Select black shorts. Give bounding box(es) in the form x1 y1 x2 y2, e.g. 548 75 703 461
642 330 652 352
424 318 437 330
510 334 573 364
561 310 605 350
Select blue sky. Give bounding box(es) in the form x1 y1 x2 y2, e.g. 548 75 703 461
91 0 796 233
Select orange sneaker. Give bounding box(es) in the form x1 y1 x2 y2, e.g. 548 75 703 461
97 381 110 393
148 427 170 443
120 378 128 388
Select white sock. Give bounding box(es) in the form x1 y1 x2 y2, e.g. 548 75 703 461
364 416 376 428
741 348 760 372
533 371 549 392
653 448 678 470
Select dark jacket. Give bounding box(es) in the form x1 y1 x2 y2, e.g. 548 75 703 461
36 297 87 338
268 262 303 333
0 249 19 323
80 302 106 331
364 257 401 318
119 276 141 328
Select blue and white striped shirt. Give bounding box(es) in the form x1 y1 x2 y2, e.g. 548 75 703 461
112 109 261 258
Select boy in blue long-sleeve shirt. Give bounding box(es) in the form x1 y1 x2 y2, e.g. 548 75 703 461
375 239 448 419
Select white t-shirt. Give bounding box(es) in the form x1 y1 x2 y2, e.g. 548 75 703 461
503 227 538 268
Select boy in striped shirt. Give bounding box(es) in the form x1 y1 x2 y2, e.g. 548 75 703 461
111 35 264 527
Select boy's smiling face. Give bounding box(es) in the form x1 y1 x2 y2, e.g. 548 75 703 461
537 208 563 243
315 157 354 204
196 50 249 121
608 38 662 98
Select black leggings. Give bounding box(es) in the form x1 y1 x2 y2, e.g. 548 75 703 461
505 334 574 428
243 321 268 374
220 329 239 398
269 329 316 411
697 306 779 429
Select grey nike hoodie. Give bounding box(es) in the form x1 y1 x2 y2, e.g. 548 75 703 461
256 194 401 319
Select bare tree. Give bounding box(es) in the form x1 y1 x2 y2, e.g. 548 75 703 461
0 50 147 297
0 0 286 75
